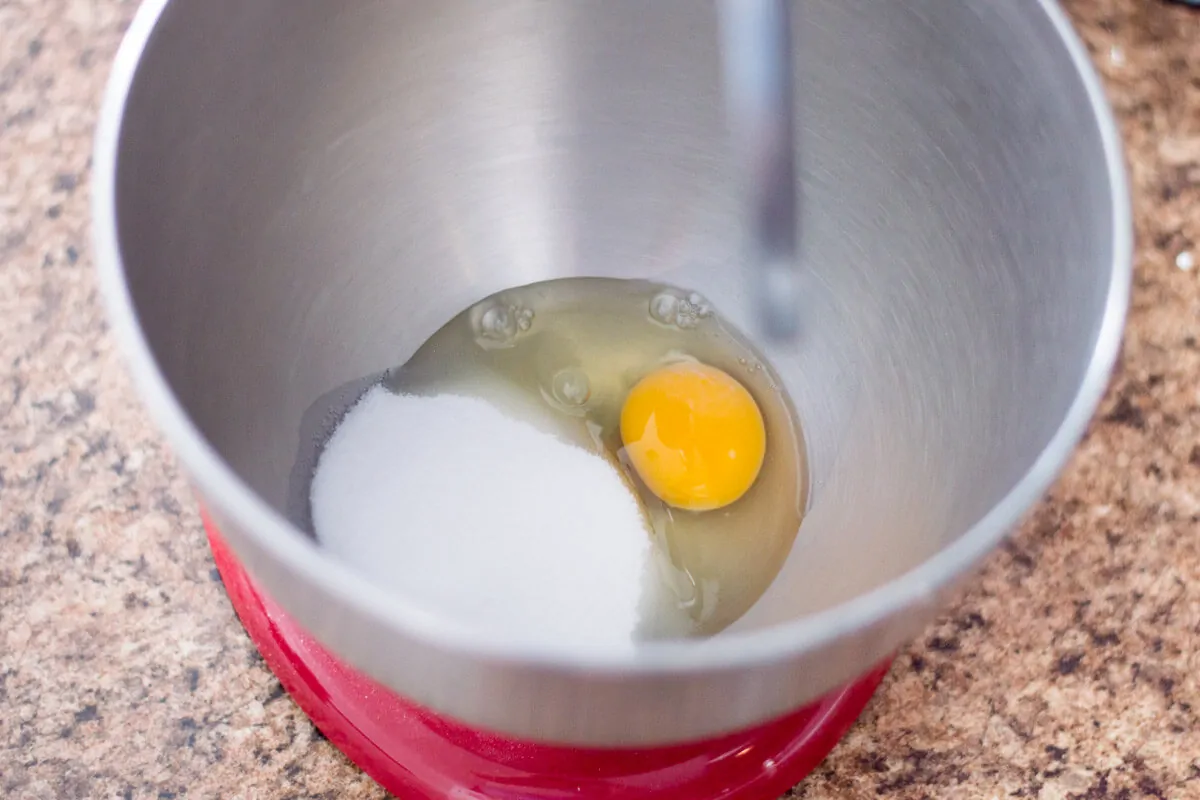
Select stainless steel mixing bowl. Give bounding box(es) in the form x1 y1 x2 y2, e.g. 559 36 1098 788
94 0 1130 747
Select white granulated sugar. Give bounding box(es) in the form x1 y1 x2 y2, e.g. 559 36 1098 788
310 385 664 650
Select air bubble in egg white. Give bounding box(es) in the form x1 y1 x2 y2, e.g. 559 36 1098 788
553 368 591 407
649 292 680 326
471 300 534 349
538 366 592 416
648 290 713 330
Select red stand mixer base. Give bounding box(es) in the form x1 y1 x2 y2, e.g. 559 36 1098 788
206 522 889 799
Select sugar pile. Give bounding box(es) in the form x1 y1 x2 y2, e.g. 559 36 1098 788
310 385 668 650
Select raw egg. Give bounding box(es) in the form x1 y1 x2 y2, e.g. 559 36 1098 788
620 361 766 511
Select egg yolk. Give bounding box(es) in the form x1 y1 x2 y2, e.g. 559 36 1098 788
620 362 766 511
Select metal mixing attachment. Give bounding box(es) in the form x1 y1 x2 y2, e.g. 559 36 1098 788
718 0 799 342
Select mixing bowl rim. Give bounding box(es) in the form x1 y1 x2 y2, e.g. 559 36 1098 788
93 0 1131 674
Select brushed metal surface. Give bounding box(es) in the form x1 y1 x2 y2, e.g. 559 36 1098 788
719 0 800 340
94 0 1129 745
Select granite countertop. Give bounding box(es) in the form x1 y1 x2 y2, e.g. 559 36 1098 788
2 1 1199 798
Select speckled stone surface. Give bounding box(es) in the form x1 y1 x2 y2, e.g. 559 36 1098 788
2 1 1198 798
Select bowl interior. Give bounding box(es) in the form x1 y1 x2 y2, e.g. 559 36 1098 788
113 0 1121 633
